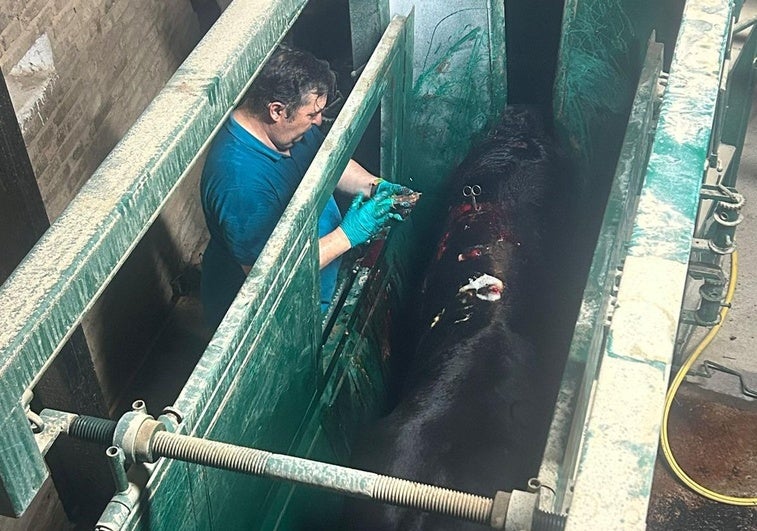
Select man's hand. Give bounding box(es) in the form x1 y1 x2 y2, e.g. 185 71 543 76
340 191 403 247
372 178 414 198
371 178 421 219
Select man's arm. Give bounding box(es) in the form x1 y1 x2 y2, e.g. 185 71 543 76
319 227 352 269
242 226 350 272
317 191 401 269
241 230 348 273
335 159 379 197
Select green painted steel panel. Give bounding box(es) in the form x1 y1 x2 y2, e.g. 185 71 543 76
565 1 734 529
538 38 664 513
554 0 637 170
0 0 310 517
121 14 414 530
553 0 672 209
391 0 507 188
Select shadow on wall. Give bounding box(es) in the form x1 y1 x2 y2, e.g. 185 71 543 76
190 0 223 34
81 160 209 417
150 0 212 67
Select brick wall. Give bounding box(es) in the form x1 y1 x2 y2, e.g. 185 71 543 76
2 0 203 220
0 1 209 528
1 0 210 408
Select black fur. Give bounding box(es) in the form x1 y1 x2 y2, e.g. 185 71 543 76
342 106 566 531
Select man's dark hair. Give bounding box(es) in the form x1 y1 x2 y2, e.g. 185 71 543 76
243 45 336 119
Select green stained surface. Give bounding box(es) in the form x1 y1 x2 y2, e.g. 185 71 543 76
567 41 664 366
630 0 732 262
554 0 635 177
0 0 311 517
553 0 678 205
540 39 663 511
121 13 414 531
118 2 510 527
6 0 510 522
6 0 746 527
563 1 735 529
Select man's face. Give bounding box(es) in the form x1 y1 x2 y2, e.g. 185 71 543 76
270 91 326 152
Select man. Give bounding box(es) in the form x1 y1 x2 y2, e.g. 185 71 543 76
200 46 411 329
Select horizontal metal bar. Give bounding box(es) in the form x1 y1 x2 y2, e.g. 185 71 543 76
150 430 499 527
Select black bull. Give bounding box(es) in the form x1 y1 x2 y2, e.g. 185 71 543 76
342 106 573 530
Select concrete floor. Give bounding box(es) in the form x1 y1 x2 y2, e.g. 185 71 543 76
647 3 757 528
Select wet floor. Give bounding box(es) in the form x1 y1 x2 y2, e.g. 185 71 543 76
647 384 757 530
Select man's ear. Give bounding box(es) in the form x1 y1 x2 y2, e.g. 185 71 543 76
268 101 287 122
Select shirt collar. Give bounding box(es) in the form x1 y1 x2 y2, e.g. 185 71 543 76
226 114 284 162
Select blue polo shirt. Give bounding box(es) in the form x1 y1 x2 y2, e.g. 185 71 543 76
200 115 341 328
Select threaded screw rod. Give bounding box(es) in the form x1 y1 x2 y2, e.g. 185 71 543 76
68 415 117 445
152 431 496 526
533 509 568 530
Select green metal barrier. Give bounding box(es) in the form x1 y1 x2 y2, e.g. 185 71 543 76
0 0 315 517
0 0 509 525
542 1 738 529
4 0 750 528
115 13 414 531
538 34 665 514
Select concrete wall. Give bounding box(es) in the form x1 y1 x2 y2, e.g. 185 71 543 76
0 1 210 528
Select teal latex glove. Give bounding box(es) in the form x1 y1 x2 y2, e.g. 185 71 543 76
372 178 414 197
340 191 403 247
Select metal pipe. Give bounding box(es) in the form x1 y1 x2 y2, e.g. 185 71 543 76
64 409 509 528
734 17 757 33
106 446 128 494
63 408 568 529
94 481 140 531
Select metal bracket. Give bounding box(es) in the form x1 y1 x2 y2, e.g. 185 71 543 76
603 266 624 327
695 360 757 398
113 401 166 464
34 409 78 456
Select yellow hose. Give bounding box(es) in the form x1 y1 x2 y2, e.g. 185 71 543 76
660 250 757 506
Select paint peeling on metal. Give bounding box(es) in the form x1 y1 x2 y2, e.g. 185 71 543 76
266 454 376 497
